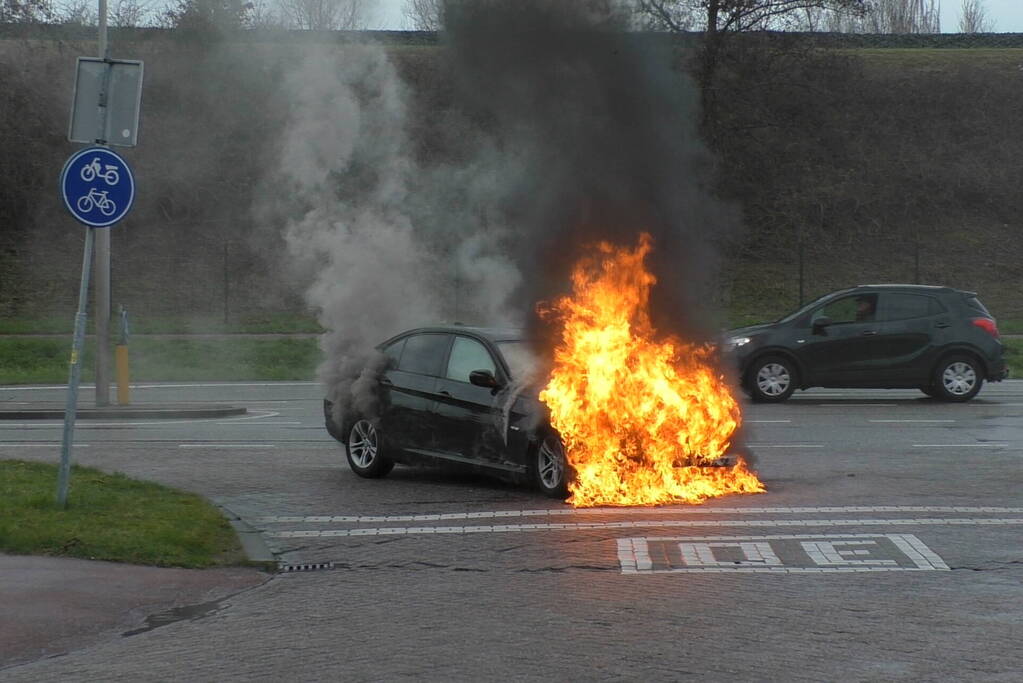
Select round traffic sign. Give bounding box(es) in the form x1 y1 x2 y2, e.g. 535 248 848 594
60 147 135 227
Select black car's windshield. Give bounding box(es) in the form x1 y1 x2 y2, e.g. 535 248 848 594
496 341 538 381
774 290 849 325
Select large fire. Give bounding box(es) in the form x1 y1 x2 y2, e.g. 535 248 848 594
539 232 765 507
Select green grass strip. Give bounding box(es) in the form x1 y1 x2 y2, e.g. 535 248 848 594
0 337 321 384
0 460 248 568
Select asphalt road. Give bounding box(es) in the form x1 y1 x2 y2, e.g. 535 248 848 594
2 381 1021 681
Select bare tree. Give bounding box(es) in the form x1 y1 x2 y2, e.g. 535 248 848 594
0 0 52 22
862 0 940 33
636 1 865 127
404 0 442 30
276 0 364 30
959 0 993 33
110 0 158 26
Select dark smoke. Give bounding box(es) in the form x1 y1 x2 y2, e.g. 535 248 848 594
440 0 740 344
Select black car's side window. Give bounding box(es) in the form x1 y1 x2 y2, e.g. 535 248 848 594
397 334 449 377
814 294 878 324
382 338 406 368
879 293 944 321
445 336 497 383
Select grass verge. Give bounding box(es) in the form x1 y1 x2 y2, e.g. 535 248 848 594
0 460 247 568
0 337 321 384
0 313 324 335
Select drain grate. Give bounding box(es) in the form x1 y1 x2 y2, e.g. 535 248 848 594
279 561 335 572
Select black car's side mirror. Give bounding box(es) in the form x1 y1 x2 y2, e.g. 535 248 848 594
812 316 833 334
469 369 502 389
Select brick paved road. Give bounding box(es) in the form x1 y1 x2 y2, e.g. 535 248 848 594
2 382 1021 680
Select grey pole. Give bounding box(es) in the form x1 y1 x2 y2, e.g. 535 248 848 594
57 228 96 507
94 0 111 406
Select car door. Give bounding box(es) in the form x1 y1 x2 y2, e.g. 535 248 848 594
795 293 888 384
432 335 509 467
380 332 451 457
874 293 948 383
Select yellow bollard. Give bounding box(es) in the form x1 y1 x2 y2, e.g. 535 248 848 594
115 344 130 405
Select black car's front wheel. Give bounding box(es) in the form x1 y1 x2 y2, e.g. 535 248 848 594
532 434 569 498
345 419 395 478
932 355 983 402
748 356 797 402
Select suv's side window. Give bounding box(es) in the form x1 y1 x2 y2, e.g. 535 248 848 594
814 293 878 324
445 336 497 383
397 334 450 376
879 293 944 321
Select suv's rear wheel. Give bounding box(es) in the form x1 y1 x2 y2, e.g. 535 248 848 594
345 419 395 478
932 355 983 402
748 356 797 402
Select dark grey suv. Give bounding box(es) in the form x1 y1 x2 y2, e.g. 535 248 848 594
724 285 1007 402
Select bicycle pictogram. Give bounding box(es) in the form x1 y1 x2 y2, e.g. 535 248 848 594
80 157 120 186
76 188 117 217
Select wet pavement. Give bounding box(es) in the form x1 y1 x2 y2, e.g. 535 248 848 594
1 380 1021 680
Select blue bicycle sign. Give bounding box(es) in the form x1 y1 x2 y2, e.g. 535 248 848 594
60 147 135 227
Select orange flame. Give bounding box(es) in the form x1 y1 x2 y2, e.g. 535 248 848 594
539 232 765 507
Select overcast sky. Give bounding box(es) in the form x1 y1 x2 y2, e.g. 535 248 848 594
365 0 1023 32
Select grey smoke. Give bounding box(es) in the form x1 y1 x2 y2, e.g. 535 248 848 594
265 1 740 432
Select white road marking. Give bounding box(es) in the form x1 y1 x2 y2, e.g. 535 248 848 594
256 505 1023 524
0 410 281 429
178 443 277 449
0 443 90 447
912 444 1009 448
618 534 949 574
870 420 954 423
265 517 1023 538
747 444 823 449
746 420 792 424
818 403 898 407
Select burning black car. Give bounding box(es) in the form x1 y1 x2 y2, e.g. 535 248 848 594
324 325 568 497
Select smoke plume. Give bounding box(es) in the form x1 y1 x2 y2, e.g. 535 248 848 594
264 1 739 429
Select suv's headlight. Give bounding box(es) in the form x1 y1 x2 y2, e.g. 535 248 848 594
723 336 752 352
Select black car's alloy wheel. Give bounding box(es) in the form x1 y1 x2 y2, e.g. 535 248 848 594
345 419 395 478
749 356 797 402
533 435 568 498
932 355 983 402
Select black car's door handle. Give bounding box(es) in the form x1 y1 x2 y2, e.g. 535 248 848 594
935 322 951 328
380 378 393 386
438 390 451 397
861 330 877 336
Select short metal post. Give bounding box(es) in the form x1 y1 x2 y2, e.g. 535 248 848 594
57 228 96 508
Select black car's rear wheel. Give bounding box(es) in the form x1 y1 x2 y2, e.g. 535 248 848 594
932 355 983 402
345 419 394 478
532 434 568 498
748 356 797 402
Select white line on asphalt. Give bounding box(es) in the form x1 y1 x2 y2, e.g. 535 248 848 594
747 444 823 449
265 517 1023 538
746 420 792 424
255 505 1023 524
178 444 277 449
0 410 282 429
870 419 954 423
213 421 301 425
818 404 898 407
0 443 90 447
912 444 1010 448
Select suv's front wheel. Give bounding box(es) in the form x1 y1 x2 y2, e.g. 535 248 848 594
932 355 983 402
748 356 797 402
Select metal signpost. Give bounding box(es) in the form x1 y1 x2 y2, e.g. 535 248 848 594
57 0 142 507
56 148 136 507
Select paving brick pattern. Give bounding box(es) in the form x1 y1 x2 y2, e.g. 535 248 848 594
2 383 1022 680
